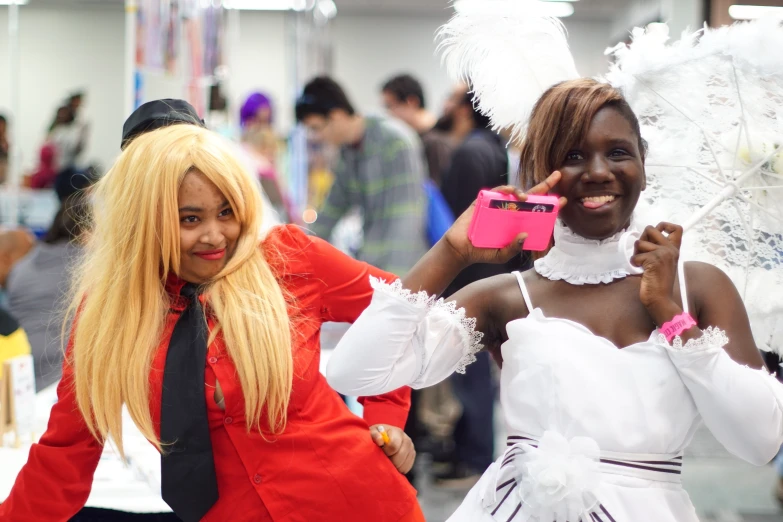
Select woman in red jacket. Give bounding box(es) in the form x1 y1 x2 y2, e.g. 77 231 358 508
0 124 422 522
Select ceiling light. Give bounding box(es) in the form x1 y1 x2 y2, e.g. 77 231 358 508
224 0 310 10
454 0 574 18
315 0 337 19
0 0 29 5
728 5 783 19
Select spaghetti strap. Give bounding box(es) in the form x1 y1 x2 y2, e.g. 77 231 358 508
677 257 690 315
513 271 535 312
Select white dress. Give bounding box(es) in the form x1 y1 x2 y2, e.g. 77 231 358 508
451 272 700 522
326 272 783 522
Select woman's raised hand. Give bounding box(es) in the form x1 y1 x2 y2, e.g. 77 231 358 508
442 171 567 267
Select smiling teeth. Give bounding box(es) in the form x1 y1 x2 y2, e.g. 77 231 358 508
581 195 615 203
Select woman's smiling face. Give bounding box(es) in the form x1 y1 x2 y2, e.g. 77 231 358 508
553 105 646 240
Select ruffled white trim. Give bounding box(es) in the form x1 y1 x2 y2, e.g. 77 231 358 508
369 277 437 308
534 256 641 285
430 298 485 374
369 276 484 374
657 326 729 353
534 218 644 286
555 217 633 245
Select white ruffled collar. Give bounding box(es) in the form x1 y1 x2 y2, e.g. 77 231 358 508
534 218 644 285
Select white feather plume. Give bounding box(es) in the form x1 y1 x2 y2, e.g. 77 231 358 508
436 0 579 142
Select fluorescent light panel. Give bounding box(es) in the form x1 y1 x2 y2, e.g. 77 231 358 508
224 0 308 10
454 0 574 17
729 5 783 19
0 0 29 4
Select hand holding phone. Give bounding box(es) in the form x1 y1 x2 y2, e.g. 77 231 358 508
440 171 566 267
468 190 560 251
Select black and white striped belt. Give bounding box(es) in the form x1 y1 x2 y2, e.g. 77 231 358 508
480 433 684 522
507 435 683 483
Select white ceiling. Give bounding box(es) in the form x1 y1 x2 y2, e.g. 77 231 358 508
334 0 631 19
24 0 636 21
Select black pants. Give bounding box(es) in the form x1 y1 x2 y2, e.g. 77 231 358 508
70 508 181 521
450 351 495 472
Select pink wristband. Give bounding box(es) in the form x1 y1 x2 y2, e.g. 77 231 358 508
661 312 697 343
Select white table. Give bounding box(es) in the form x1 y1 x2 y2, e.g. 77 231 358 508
0 383 170 513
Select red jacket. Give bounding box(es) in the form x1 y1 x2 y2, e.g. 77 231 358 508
0 225 419 522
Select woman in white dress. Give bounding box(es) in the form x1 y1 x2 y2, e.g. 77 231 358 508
326 79 783 522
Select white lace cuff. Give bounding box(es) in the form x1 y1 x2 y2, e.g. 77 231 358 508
369 277 484 376
431 298 485 375
369 277 437 309
657 326 729 354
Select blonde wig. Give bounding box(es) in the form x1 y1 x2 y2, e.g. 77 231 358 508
65 125 292 456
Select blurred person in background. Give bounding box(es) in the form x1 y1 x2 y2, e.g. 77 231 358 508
47 92 88 158
307 138 335 211
28 143 58 189
49 105 87 182
0 114 9 184
5 193 89 391
381 74 454 186
381 73 461 477
27 106 82 190
240 92 289 221
433 85 528 489
66 91 89 147
434 82 468 139
296 76 428 276
0 114 9 156
68 92 85 123
0 229 35 291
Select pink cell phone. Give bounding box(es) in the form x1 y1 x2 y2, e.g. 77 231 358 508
468 190 559 251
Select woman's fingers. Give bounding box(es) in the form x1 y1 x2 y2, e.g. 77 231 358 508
527 170 562 195
490 185 528 201
656 222 683 250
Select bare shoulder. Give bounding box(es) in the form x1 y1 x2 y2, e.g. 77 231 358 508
683 260 748 320
684 260 730 281
683 261 736 299
457 272 524 304
450 272 527 321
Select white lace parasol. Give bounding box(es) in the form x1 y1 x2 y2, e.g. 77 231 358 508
605 19 783 353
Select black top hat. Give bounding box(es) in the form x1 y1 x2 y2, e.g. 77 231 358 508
121 99 204 150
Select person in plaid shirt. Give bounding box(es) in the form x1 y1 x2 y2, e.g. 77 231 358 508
296 77 428 276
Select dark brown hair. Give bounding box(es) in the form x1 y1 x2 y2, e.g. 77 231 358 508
518 79 646 191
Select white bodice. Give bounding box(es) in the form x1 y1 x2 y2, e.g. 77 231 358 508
500 308 701 456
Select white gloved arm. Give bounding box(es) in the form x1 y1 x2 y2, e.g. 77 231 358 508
664 327 783 466
326 277 483 396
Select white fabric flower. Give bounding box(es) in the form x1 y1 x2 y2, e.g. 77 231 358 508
516 431 602 522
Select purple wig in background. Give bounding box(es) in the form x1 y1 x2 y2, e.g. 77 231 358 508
240 92 273 127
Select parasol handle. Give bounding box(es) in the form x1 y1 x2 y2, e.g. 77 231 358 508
682 149 778 232
682 184 737 232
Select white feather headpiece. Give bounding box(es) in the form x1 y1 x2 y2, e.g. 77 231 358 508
436 0 580 142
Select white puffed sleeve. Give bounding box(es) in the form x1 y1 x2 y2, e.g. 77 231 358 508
663 327 783 466
326 277 483 396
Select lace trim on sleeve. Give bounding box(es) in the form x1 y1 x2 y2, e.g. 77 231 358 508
657 326 729 353
369 277 437 308
369 276 484 374
430 298 485 374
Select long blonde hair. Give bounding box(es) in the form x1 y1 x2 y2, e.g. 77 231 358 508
65 125 292 456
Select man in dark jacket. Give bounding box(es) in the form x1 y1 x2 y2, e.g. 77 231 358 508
436 85 528 488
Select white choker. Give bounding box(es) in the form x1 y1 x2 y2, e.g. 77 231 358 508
534 218 644 285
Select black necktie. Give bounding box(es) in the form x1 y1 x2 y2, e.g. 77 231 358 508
160 283 219 522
